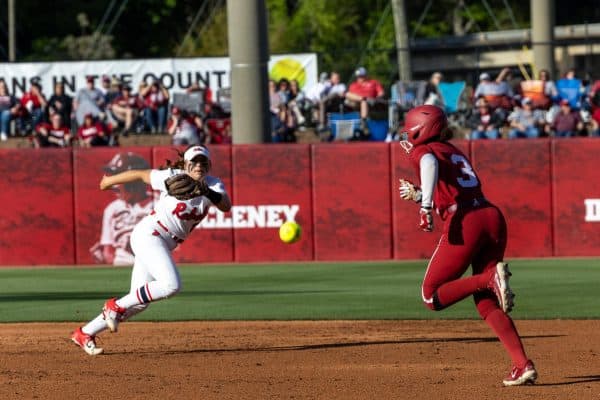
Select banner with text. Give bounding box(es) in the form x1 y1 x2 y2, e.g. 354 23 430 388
0 53 318 96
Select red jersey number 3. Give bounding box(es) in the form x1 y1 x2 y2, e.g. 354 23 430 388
451 154 479 188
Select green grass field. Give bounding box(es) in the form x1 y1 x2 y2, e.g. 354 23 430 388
0 258 599 322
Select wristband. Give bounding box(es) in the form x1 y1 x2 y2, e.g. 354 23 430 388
205 189 223 204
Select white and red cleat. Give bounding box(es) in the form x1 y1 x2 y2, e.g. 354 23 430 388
71 327 103 356
503 360 537 386
488 262 515 313
102 297 127 333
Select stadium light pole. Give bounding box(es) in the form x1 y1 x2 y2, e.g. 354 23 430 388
8 0 16 61
530 0 555 78
391 0 412 81
227 0 271 144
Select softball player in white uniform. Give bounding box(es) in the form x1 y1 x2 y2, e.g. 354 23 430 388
71 145 231 355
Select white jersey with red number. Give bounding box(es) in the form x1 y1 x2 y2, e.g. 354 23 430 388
145 168 226 242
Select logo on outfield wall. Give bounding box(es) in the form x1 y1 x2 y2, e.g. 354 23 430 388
198 205 300 228
584 199 600 222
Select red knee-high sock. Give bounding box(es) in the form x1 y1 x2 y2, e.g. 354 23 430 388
484 308 529 368
435 273 489 308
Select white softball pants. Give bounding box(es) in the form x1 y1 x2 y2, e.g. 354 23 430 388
83 218 181 336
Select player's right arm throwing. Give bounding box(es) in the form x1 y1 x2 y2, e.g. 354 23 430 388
100 169 152 190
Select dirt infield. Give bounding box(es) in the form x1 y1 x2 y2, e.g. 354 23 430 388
0 320 599 400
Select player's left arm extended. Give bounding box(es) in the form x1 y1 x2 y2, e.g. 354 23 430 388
418 153 438 232
100 169 152 190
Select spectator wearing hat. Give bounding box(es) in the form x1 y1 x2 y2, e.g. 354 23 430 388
109 85 142 134
77 113 111 147
345 67 385 133
74 76 106 127
507 97 546 139
467 98 504 139
16 81 47 135
474 70 513 114
545 99 584 137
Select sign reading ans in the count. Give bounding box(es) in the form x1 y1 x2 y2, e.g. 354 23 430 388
0 53 318 96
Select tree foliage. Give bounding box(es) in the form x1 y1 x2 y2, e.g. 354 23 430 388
1 0 597 85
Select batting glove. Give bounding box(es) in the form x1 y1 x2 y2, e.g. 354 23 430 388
419 207 433 232
399 179 422 202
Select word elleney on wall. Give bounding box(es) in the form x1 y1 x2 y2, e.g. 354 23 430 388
0 139 598 266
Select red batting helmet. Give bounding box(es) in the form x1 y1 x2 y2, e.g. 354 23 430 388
399 105 448 153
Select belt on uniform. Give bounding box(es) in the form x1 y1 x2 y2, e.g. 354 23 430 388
151 218 184 244
445 198 488 214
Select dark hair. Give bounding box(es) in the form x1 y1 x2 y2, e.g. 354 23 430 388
160 144 210 170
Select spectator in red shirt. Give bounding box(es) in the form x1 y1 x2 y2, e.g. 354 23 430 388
78 113 110 147
17 82 47 135
139 80 169 133
109 85 141 134
33 112 71 148
345 67 385 132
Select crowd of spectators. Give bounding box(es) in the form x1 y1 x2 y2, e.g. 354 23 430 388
3 66 599 147
269 66 388 142
465 67 600 139
0 75 231 148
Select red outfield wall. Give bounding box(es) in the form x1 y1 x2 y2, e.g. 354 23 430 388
0 139 599 266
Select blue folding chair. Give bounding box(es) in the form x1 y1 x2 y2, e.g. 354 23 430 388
438 81 466 114
556 78 583 109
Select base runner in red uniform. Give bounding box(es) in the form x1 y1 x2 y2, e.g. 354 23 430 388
397 105 537 386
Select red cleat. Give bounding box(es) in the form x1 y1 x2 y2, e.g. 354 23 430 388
71 327 103 356
503 360 537 386
102 297 127 333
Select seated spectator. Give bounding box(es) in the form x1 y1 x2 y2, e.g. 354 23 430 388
545 99 584 137
473 71 513 113
0 79 20 141
273 103 298 143
77 113 111 147
467 98 504 139
109 85 142 134
206 117 231 144
305 71 347 132
345 67 385 133
99 75 112 98
507 97 545 139
166 107 201 145
139 80 169 133
74 76 106 127
47 82 73 130
318 71 347 131
17 82 47 135
288 79 308 127
424 72 444 107
32 113 71 148
105 77 122 104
